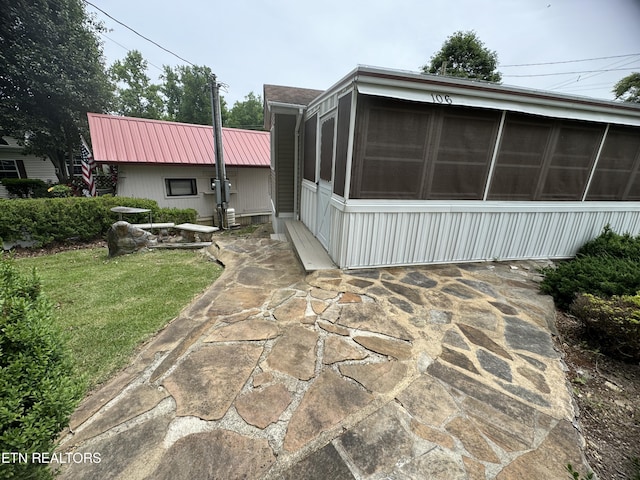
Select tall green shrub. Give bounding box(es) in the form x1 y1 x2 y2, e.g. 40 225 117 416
0 197 197 249
0 258 83 479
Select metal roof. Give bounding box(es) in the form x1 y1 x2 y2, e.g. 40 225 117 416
309 65 640 127
87 113 270 167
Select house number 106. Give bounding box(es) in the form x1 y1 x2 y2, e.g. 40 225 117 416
431 93 453 105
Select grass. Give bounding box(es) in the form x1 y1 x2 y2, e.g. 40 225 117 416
13 247 222 390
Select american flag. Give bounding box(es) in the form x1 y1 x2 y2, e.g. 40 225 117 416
80 135 96 197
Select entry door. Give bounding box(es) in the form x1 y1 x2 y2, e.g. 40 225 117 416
316 115 336 249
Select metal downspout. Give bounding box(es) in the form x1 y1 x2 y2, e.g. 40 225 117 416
293 107 303 220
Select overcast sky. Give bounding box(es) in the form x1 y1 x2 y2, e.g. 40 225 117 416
86 0 640 107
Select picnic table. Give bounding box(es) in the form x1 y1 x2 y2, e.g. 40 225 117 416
110 206 152 225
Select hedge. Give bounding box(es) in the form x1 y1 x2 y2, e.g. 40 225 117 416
0 258 83 479
0 197 197 249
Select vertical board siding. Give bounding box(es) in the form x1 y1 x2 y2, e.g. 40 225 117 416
300 181 317 229
336 206 640 269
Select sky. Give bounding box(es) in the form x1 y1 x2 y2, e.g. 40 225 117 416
85 0 640 106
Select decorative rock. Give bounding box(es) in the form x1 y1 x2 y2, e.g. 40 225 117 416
284 370 372 452
353 335 412 360
107 221 156 257
163 343 262 420
235 384 292 429
265 325 318 380
151 430 275 480
323 336 368 364
339 361 407 393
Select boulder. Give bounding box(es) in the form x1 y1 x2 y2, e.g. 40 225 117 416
107 221 157 257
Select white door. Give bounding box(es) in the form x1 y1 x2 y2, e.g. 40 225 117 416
316 115 336 249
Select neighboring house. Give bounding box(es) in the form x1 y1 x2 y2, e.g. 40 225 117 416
87 113 271 225
265 66 640 269
0 136 57 198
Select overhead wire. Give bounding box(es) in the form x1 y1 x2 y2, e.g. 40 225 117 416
84 1 229 90
501 53 640 68
84 0 196 67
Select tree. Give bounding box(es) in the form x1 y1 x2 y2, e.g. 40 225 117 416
161 64 229 125
109 50 164 119
422 30 502 83
0 0 113 181
226 92 264 130
613 72 640 103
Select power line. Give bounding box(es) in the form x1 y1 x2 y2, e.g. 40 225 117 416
100 33 164 73
501 53 640 68
84 0 196 67
503 66 640 78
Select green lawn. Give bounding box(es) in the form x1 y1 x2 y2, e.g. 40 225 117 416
14 248 222 390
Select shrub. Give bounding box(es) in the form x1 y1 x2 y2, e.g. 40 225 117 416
570 293 640 362
577 224 640 259
0 197 197 249
0 179 48 198
540 255 640 310
46 184 72 198
0 258 83 479
540 226 640 310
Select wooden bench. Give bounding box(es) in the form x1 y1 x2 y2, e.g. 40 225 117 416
175 223 219 242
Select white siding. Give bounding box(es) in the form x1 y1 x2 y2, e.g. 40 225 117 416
300 180 317 232
116 164 270 223
321 201 640 269
0 146 57 198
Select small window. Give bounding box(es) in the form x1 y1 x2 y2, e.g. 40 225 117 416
0 160 19 179
165 178 197 196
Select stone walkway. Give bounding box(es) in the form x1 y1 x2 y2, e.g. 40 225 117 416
55 237 590 479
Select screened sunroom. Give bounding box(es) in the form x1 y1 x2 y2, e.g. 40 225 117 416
265 66 640 269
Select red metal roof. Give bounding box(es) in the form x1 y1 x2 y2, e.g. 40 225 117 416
87 113 270 167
